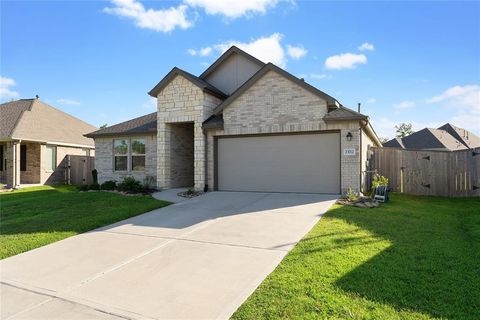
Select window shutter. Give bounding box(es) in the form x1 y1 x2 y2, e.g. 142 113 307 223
20 145 27 171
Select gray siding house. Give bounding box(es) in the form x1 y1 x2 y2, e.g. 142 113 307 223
87 46 382 194
0 98 96 187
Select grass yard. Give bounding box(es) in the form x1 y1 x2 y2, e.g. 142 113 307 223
0 185 170 259
232 194 480 320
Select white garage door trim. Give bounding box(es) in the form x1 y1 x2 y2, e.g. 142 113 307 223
214 131 341 194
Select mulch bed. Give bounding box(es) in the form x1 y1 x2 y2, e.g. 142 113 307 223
177 190 204 198
336 197 380 208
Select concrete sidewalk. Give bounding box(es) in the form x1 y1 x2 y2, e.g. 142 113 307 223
1 192 337 320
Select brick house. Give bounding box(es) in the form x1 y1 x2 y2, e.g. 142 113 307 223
87 46 382 194
0 98 96 187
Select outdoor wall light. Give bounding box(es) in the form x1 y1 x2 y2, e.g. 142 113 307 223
346 132 353 141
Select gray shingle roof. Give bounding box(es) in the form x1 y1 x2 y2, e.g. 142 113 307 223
1 98 97 146
85 112 157 138
383 137 405 148
438 123 480 149
0 99 34 138
148 67 227 99
383 124 479 151
323 106 368 121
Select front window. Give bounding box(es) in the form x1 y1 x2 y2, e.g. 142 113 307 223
131 139 146 171
114 139 128 171
0 145 4 171
45 145 56 171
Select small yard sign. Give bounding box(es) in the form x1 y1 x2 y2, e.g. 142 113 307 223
344 148 356 156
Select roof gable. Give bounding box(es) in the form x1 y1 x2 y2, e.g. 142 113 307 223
0 99 34 138
438 123 480 149
212 63 340 115
199 46 265 80
400 128 467 150
148 67 227 99
4 99 97 146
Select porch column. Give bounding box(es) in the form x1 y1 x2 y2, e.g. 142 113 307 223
157 122 172 189
5 141 20 187
193 122 205 191
14 141 21 187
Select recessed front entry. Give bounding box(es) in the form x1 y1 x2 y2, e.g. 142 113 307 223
167 122 194 188
216 132 341 194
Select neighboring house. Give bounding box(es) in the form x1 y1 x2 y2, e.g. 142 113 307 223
384 123 480 151
0 98 97 187
86 46 382 194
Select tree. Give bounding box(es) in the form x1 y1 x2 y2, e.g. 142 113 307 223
395 123 414 138
100 124 108 129
378 137 389 144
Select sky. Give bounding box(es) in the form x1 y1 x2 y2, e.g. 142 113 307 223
1 0 479 139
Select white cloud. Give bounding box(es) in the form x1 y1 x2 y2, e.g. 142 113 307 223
57 98 80 105
427 84 480 134
0 76 19 100
103 0 192 33
358 42 374 51
287 45 307 60
366 98 377 104
214 33 287 67
393 100 416 109
426 85 480 113
143 97 157 109
184 0 278 18
451 112 480 133
309 73 330 80
324 53 367 70
187 46 212 57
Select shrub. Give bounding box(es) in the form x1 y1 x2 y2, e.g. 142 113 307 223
78 184 89 191
346 187 358 202
100 180 117 190
89 183 100 190
117 177 143 193
372 174 389 189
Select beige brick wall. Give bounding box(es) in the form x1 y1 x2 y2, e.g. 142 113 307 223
206 70 363 194
20 143 41 184
156 74 222 190
94 134 157 185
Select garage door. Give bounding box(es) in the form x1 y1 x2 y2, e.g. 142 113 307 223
216 132 340 193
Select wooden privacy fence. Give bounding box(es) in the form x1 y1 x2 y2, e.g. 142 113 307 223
65 155 95 185
368 147 480 197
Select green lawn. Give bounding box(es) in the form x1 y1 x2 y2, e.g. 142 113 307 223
0 185 170 259
232 194 480 320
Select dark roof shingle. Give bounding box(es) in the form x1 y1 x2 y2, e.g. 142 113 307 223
86 112 157 137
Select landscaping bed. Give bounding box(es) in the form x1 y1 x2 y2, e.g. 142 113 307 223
232 193 480 320
0 185 170 259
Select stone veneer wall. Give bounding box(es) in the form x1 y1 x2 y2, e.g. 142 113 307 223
205 70 363 194
156 74 222 190
93 134 157 185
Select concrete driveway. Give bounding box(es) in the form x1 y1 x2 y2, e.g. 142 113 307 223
1 192 337 320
